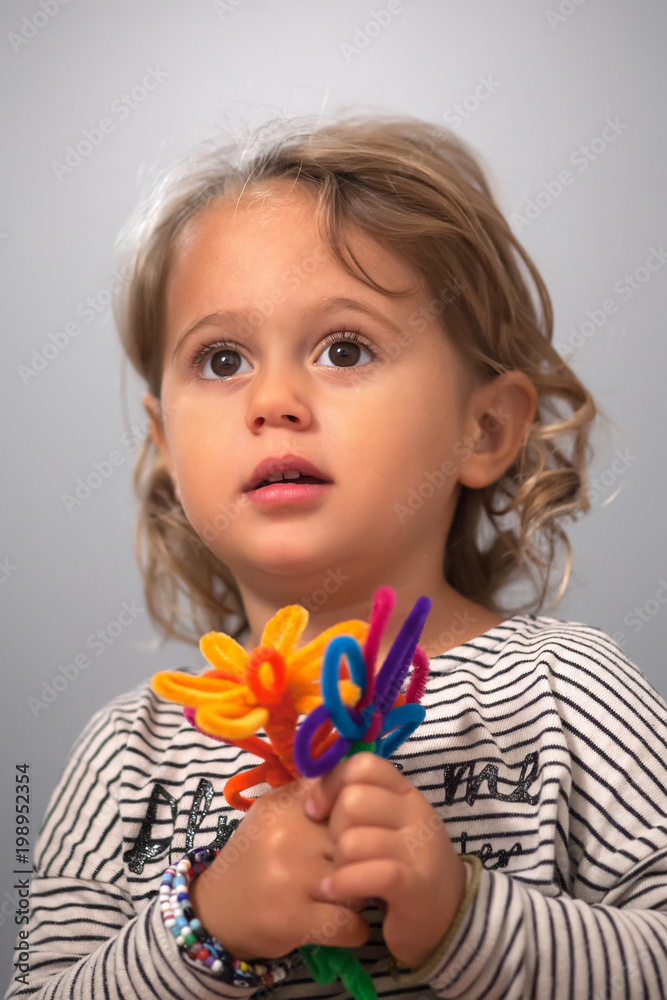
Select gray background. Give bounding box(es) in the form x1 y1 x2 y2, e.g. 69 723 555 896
1 0 666 979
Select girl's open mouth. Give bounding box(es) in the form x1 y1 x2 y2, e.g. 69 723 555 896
252 474 326 490
247 478 332 506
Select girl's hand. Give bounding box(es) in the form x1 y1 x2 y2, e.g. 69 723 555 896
188 778 370 961
303 752 467 970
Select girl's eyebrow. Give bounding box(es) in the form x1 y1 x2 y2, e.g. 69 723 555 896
171 295 404 360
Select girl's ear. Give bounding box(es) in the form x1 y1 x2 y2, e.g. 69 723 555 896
457 372 538 490
142 391 181 501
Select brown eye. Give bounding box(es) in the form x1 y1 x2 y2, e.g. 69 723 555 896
328 341 361 367
314 335 374 369
204 348 251 379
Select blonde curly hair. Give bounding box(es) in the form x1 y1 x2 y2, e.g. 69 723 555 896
113 111 600 648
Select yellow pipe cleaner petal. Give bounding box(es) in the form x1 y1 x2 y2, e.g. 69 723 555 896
261 604 308 656
294 695 324 715
197 687 258 718
198 632 247 677
338 680 362 704
294 620 369 680
150 671 241 707
293 680 360 716
196 704 269 740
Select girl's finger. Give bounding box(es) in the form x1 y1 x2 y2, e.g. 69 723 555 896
328 785 406 842
320 858 404 907
333 825 406 868
305 751 410 821
298 901 371 951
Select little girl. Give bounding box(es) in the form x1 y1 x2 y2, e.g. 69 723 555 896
7 113 667 999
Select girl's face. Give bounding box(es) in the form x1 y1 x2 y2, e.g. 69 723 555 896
148 180 481 600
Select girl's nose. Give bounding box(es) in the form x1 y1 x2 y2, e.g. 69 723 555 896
244 361 314 430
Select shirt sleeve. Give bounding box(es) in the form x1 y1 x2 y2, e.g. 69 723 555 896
395 628 667 998
3 702 260 1000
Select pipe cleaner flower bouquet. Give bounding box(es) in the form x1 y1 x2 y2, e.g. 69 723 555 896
151 585 432 999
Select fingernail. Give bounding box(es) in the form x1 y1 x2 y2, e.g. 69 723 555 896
320 877 332 896
304 798 318 818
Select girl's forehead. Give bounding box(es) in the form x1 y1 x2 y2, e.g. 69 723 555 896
168 184 323 288
168 181 425 302
180 178 319 241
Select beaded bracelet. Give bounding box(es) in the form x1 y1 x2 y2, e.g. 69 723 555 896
159 845 295 989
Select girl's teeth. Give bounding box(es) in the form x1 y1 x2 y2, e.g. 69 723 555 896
267 469 301 483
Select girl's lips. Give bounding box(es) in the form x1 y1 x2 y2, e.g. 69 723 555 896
246 481 333 506
243 455 331 493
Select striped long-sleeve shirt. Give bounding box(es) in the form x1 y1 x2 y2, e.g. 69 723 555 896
5 613 667 999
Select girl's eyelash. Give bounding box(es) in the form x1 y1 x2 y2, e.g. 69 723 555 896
187 326 378 374
187 340 234 373
319 327 378 357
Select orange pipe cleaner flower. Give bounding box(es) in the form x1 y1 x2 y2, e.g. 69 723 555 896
150 604 368 810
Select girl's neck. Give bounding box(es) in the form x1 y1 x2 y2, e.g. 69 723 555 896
241 592 505 663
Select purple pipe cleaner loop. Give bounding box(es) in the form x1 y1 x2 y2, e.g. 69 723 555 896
373 596 432 714
293 703 353 777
